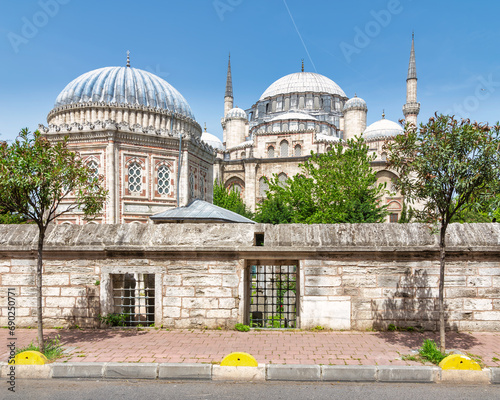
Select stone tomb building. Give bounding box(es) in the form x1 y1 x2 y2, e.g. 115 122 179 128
1 223 499 332
39 55 215 224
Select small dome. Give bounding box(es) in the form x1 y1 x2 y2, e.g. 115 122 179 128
54 66 194 119
343 95 367 112
226 107 247 119
260 72 346 101
270 111 318 122
201 131 224 151
364 116 403 140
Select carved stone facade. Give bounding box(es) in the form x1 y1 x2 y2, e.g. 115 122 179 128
40 64 216 224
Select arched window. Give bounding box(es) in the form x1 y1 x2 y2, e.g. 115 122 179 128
189 173 195 199
128 162 142 193
267 146 275 158
278 173 287 187
241 152 246 159
294 144 302 157
259 177 269 197
265 103 270 114
280 140 289 157
157 165 171 195
87 160 99 181
200 176 205 200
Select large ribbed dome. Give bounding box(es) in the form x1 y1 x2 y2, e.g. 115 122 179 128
259 72 346 100
54 66 194 119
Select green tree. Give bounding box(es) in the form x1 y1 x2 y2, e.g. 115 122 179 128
0 129 107 351
256 137 388 224
385 114 500 352
213 180 254 219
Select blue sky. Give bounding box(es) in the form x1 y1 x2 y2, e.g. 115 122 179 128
1 0 499 143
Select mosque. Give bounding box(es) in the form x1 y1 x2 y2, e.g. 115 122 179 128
40 37 419 224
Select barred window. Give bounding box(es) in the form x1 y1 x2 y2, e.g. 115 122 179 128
189 173 194 199
157 165 170 195
259 177 269 197
87 160 99 181
278 173 287 187
128 162 142 193
280 140 289 157
294 144 302 157
267 146 275 158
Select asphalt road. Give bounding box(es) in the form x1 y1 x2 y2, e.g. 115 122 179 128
5 380 500 400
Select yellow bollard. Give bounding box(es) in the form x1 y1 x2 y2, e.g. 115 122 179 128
11 351 48 365
220 352 258 367
439 354 481 370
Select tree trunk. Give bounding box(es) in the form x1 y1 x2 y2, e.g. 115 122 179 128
37 228 45 353
438 224 447 353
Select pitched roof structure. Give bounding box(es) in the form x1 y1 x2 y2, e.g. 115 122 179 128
150 199 255 224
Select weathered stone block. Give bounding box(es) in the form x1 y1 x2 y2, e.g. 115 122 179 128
163 275 182 286
304 267 338 276
60 287 87 297
342 275 377 287
168 265 208 274
446 288 477 298
478 268 500 276
218 298 236 309
163 297 181 307
478 288 500 298
207 309 231 319
464 299 492 311
164 307 181 318
377 275 400 287
43 274 70 286
182 297 219 309
222 275 239 287
182 275 221 287
70 274 97 285
305 276 341 287
195 287 232 297
165 287 194 297
2 274 35 286
46 297 76 308
305 287 343 296
11 259 36 266
467 276 492 287
473 311 500 321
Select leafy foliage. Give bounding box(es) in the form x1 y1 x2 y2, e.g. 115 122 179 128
99 313 127 327
0 129 107 351
419 339 447 365
0 129 107 226
385 114 500 351
255 137 388 224
213 179 254 219
15 335 64 362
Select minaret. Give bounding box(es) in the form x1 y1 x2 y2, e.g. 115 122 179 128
224 54 234 117
402 33 420 127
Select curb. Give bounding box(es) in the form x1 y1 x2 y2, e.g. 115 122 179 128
1 362 498 384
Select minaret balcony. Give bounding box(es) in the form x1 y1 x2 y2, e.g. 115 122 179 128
403 102 420 116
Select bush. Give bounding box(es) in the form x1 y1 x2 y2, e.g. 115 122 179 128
99 313 127 327
235 323 250 332
419 339 447 364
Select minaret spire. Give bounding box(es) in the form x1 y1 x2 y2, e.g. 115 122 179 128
225 53 233 98
224 53 234 118
407 32 416 80
301 59 304 72
126 51 130 67
403 33 420 127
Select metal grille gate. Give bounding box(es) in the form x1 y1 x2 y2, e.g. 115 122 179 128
247 262 297 328
111 273 155 326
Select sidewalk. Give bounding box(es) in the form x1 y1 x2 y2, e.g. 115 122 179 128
3 328 500 367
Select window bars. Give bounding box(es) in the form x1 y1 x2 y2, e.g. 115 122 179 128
111 273 155 326
248 264 297 328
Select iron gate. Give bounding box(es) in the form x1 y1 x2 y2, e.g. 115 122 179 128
111 273 155 326
247 262 298 328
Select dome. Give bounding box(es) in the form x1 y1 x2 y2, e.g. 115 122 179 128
270 111 318 122
54 66 194 119
201 131 224 151
259 72 346 101
363 116 403 140
343 95 367 112
226 107 247 119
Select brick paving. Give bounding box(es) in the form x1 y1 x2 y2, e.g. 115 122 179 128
3 328 500 367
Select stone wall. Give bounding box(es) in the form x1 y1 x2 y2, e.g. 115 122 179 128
0 223 499 331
